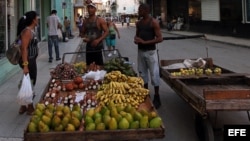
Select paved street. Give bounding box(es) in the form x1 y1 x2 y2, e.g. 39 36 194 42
114 24 250 141
0 24 250 141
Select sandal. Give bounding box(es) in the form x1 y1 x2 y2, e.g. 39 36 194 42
19 105 27 114
26 104 35 115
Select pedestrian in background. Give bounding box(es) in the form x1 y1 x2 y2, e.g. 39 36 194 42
76 13 83 37
17 11 39 115
105 17 120 57
81 2 108 65
126 16 130 28
63 16 71 38
46 9 62 63
134 3 163 109
167 16 177 31
121 17 124 26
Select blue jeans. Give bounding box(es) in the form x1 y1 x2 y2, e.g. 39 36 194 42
65 27 71 37
48 35 60 60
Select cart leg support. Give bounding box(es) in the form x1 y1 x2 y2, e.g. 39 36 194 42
247 111 250 121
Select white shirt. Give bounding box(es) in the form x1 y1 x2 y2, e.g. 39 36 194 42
47 14 61 36
126 17 130 23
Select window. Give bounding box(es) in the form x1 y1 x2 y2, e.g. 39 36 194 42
246 0 250 22
0 0 6 58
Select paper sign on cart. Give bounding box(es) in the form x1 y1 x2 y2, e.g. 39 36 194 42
75 91 86 103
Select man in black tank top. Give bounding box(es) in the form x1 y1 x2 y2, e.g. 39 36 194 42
134 4 163 109
81 2 109 65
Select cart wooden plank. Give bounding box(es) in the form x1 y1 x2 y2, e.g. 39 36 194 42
206 99 250 110
167 73 249 79
204 89 250 100
24 126 165 141
160 58 250 116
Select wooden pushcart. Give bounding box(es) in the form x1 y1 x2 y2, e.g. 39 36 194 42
23 49 165 141
160 57 250 141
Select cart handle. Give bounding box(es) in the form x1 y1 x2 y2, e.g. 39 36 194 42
62 51 86 63
62 49 123 64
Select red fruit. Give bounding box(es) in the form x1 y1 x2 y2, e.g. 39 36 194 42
73 83 78 89
74 76 83 84
65 82 74 91
78 83 85 89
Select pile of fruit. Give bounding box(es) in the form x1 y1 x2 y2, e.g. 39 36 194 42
41 76 102 110
28 102 163 133
50 63 78 80
87 62 101 72
51 62 102 80
73 62 87 74
96 71 149 109
103 58 136 76
83 102 162 131
170 67 222 77
28 103 84 132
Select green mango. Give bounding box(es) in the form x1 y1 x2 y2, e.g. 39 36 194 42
140 115 149 128
149 117 162 128
108 117 117 130
130 121 140 129
28 121 38 132
118 118 129 129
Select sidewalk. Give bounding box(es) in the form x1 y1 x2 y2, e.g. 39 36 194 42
164 30 250 48
129 22 250 48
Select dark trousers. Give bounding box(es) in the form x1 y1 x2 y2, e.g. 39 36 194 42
86 43 104 66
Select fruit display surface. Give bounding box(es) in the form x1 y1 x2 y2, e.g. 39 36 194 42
24 62 165 141
169 67 222 78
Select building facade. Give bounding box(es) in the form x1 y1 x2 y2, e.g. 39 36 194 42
0 0 46 85
0 0 76 85
147 0 250 38
102 0 141 22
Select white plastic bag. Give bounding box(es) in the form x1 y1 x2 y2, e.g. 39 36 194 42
184 58 206 68
17 74 33 105
183 59 193 68
57 29 63 40
83 70 107 80
162 63 186 69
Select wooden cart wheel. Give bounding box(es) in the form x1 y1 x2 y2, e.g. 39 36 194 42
195 114 214 141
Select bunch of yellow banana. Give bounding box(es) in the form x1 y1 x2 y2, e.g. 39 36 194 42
128 88 149 96
96 82 149 109
104 70 128 82
99 83 109 90
73 61 87 74
96 92 145 109
97 82 129 96
127 76 144 87
96 70 150 108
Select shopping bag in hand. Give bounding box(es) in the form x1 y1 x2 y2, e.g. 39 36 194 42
17 74 33 105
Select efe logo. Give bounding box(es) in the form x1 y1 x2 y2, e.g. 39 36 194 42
224 125 250 141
